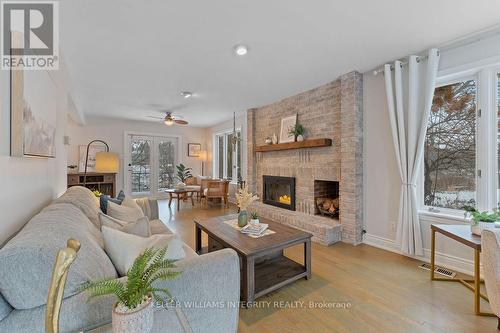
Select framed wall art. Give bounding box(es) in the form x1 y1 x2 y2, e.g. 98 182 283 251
279 115 297 144
188 143 201 157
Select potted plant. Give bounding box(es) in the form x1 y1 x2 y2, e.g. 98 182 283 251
463 206 500 236
80 248 181 333
250 212 260 225
176 163 193 188
236 186 259 227
289 123 306 142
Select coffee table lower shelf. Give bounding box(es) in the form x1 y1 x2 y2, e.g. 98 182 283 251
253 256 307 299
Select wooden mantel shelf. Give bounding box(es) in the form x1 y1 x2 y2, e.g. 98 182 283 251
255 138 332 152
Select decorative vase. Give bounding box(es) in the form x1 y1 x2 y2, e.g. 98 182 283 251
175 182 186 189
265 137 272 145
250 218 260 225
272 134 278 145
471 221 495 236
112 296 154 333
238 210 248 227
297 134 304 142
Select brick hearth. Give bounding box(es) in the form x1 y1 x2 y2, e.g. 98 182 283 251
247 71 363 245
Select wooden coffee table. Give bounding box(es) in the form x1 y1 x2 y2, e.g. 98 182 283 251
194 215 312 304
164 188 197 211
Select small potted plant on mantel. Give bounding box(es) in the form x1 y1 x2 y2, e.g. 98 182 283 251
80 248 181 333
464 206 500 236
289 123 306 142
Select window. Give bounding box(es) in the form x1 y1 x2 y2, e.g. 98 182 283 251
424 79 477 209
214 130 241 181
422 66 500 214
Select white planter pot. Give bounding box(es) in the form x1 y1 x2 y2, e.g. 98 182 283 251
296 135 304 142
471 221 495 236
249 219 260 225
112 297 154 333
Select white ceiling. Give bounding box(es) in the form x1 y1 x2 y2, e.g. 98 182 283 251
61 0 500 127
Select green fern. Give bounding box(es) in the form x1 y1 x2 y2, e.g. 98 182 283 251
80 248 181 310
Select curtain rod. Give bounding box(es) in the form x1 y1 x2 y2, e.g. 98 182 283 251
372 54 431 76
372 24 500 76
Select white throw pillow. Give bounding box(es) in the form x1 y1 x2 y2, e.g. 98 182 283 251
107 200 144 222
99 212 151 237
147 234 186 261
101 226 186 276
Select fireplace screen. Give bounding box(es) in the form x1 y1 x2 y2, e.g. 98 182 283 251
263 176 296 211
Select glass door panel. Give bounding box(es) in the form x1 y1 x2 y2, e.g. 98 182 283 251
157 137 178 193
130 136 152 196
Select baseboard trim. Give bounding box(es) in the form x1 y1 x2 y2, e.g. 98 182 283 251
363 233 477 276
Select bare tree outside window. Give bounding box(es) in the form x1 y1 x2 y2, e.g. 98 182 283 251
424 80 477 209
158 140 176 191
215 131 241 180
131 139 151 193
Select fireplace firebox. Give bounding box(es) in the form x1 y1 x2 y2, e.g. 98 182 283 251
263 176 296 211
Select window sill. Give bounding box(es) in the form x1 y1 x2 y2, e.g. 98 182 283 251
418 209 470 225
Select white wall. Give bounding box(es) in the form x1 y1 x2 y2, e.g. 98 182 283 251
67 116 208 193
363 34 500 275
0 63 71 246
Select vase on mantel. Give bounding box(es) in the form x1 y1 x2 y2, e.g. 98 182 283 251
296 134 304 142
238 210 248 227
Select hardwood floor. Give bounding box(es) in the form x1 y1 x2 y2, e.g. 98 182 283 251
157 200 498 333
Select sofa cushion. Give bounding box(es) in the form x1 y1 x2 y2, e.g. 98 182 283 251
99 212 151 237
134 197 159 220
99 190 125 214
0 203 117 309
53 186 101 228
0 293 12 321
107 199 144 223
150 219 173 235
102 226 185 276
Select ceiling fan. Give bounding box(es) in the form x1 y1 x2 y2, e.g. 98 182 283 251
147 112 188 126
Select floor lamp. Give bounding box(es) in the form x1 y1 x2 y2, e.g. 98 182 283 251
198 150 207 176
83 140 119 186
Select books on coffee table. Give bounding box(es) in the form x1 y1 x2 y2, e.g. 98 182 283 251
241 223 268 237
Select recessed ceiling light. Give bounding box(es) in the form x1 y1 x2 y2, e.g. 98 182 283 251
234 45 248 56
181 91 193 99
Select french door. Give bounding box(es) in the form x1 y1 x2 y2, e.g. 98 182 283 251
125 134 179 197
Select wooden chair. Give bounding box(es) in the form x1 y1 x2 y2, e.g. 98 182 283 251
45 239 81 333
203 180 229 207
199 178 212 203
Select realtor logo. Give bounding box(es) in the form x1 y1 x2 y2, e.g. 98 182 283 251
1 1 59 70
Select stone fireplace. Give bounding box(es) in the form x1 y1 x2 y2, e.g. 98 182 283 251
263 175 296 211
247 71 363 245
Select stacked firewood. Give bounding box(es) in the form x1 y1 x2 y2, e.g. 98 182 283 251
316 197 339 214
